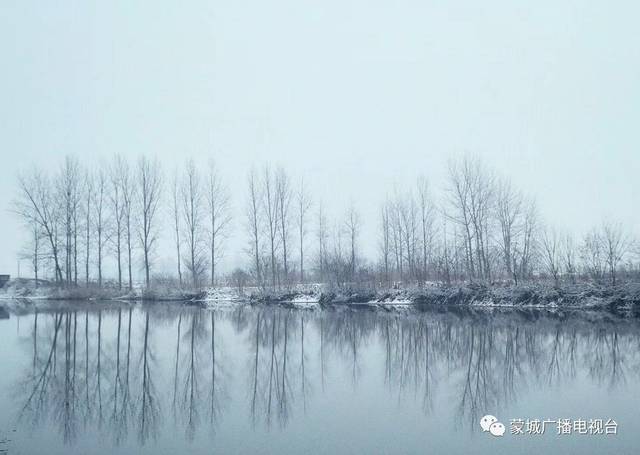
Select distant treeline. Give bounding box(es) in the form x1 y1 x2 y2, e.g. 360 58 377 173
12 155 639 291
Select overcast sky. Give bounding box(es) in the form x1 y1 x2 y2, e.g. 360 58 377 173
0 0 638 278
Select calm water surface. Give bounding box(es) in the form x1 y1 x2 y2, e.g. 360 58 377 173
0 302 638 454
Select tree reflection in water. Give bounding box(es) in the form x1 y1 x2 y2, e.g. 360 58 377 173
14 304 640 448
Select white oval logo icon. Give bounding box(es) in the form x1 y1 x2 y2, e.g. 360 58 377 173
480 415 498 432
489 422 505 437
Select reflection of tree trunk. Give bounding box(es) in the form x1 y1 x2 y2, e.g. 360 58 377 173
280 312 289 424
116 310 121 374
566 329 577 379
300 315 306 412
173 313 182 413
118 307 134 444
187 312 197 437
126 308 132 387
141 313 149 440
609 331 621 387
267 314 276 426
503 327 518 400
457 327 494 428
96 311 103 424
20 314 62 415
139 312 154 444
460 327 477 424
112 309 122 428
384 320 391 384
63 312 75 442
250 314 260 426
546 328 562 385
210 312 215 423
351 320 358 386
73 312 77 394
399 323 405 390
33 310 38 375
423 323 432 411
85 311 90 414
320 317 327 392
53 316 57 374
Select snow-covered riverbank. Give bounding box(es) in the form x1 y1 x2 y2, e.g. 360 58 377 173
2 279 640 314
249 282 640 313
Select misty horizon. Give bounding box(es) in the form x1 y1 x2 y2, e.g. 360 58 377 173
1 1 639 278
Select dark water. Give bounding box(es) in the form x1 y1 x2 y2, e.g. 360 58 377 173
0 302 639 454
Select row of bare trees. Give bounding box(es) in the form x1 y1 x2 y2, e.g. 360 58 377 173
16 156 164 289
377 156 636 287
245 166 316 289
539 222 634 286
379 177 437 286
13 155 639 290
170 160 232 288
378 155 636 287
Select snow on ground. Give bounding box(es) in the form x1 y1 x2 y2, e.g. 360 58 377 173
202 287 245 306
0 278 50 300
370 289 412 304
202 284 321 308
2 278 639 313
287 293 320 308
287 284 322 307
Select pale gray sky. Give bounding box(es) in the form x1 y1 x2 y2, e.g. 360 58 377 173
1 0 638 278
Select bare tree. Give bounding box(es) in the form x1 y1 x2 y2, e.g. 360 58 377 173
30 225 42 286
109 156 127 289
401 192 419 281
439 219 453 284
513 198 538 284
316 202 328 283
296 178 312 284
17 216 44 286
181 159 206 288
14 168 64 284
446 156 494 281
390 195 404 281
344 202 360 282
446 159 475 280
392 191 418 283
246 168 262 286
58 156 81 286
262 165 279 288
601 221 630 285
327 221 349 287
379 199 392 286
83 173 93 286
206 161 231 287
93 168 108 288
171 171 183 287
119 160 135 290
581 229 606 283
276 167 293 287
562 233 577 284
495 177 523 282
137 156 163 288
541 227 561 285
417 177 436 283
